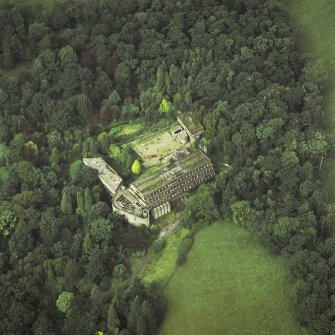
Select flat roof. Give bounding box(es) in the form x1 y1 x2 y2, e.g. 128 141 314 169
178 112 204 135
113 188 147 217
83 158 123 195
131 149 211 196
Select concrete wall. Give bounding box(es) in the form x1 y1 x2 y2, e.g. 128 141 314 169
112 205 150 227
190 129 204 142
151 201 171 220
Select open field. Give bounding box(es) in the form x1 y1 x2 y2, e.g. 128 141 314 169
288 0 335 194
159 223 305 335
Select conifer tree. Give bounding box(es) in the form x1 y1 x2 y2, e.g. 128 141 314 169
84 187 93 211
76 191 85 215
61 191 73 214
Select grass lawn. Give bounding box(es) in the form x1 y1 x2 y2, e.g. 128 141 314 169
141 228 189 286
113 123 144 141
159 223 305 335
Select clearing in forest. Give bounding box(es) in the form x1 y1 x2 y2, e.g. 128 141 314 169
159 223 305 335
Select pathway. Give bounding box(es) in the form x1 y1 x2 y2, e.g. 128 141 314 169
103 219 182 301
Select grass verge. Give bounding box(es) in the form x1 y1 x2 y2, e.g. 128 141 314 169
141 228 189 286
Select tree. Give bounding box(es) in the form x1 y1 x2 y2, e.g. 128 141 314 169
131 160 141 175
24 141 39 161
82 233 93 254
127 295 141 332
0 210 17 237
110 144 121 159
70 160 83 183
183 185 219 225
154 61 167 92
56 292 73 314
59 45 78 67
113 264 126 279
231 201 255 227
136 316 147 335
107 304 120 332
108 90 120 105
97 132 110 154
274 217 301 241
61 191 73 214
89 218 111 243
159 98 171 114
76 191 85 215
84 187 93 211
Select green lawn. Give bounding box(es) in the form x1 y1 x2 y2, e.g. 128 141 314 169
288 0 335 194
141 228 189 286
159 223 305 335
113 123 144 140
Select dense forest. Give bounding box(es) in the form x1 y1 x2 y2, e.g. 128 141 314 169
0 0 334 334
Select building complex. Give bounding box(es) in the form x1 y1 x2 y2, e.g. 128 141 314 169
83 113 215 227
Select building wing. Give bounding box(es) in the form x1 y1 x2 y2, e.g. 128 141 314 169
177 112 204 139
130 149 215 209
83 158 123 196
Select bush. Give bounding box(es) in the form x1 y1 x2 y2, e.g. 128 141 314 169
152 239 166 253
176 236 194 266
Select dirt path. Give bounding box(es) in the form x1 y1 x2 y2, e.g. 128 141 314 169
103 220 182 301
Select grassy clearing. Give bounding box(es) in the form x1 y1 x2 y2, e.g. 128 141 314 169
113 123 144 140
159 223 305 335
141 228 189 286
288 0 335 194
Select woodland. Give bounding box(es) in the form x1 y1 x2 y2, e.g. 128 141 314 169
0 0 334 334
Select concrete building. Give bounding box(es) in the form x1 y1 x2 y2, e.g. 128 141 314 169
83 158 122 196
83 149 214 228
112 187 150 226
83 114 214 228
129 149 215 213
177 112 204 142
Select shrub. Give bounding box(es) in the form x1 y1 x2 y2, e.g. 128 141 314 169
176 236 194 266
152 239 166 253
